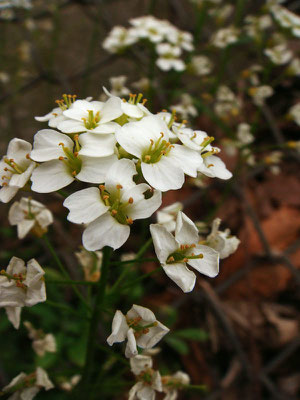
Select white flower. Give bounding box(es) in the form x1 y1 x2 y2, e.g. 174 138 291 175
109 75 130 97
173 126 215 153
3 367 53 400
167 27 194 51
35 94 77 128
170 94 197 119
162 371 190 400
116 115 202 191
198 155 232 180
206 218 240 259
156 202 183 232
129 355 162 400
236 123 254 145
59 375 81 392
190 55 212 76
0 138 36 203
8 197 53 239
150 211 219 293
156 43 185 72
244 15 272 38
288 103 300 126
249 85 274 106
287 58 300 76
0 257 46 329
63 159 162 250
103 26 138 53
271 5 300 38
75 247 102 282
211 27 239 48
57 97 122 134
264 44 293 65
30 129 117 192
24 321 57 357
214 85 241 118
107 305 169 358
130 15 170 43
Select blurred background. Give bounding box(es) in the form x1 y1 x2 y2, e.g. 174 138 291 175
0 0 300 399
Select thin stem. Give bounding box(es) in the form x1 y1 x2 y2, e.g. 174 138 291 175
111 257 156 266
42 235 90 310
79 246 112 398
110 238 153 292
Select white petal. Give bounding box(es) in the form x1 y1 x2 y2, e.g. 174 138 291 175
127 188 162 220
17 219 35 239
7 138 32 165
90 122 119 134
30 129 73 162
130 355 153 375
125 328 138 358
127 304 156 323
163 263 196 293
141 157 184 192
5 306 22 329
9 162 36 188
77 154 118 184
8 201 24 225
99 96 123 123
137 386 156 400
35 209 53 229
0 185 19 203
121 102 144 118
175 211 199 245
187 244 219 278
31 160 74 193
82 212 130 251
199 155 232 180
137 321 169 349
35 367 54 390
107 310 129 345
171 145 202 177
78 132 116 157
57 119 86 133
63 187 108 224
150 224 178 264
105 158 137 196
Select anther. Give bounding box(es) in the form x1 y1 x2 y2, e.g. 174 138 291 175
103 195 109 200
26 153 30 159
59 142 64 146
71 171 77 176
126 218 133 225
99 185 105 191
128 197 134 204
59 156 64 160
183 258 188 262
116 184 123 189
74 152 79 157
145 155 151 161
111 210 117 216
167 256 175 262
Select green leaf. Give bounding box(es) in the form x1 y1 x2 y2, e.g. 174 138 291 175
173 328 209 341
165 336 189 355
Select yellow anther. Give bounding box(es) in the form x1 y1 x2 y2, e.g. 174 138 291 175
59 142 64 146
183 258 188 262
128 197 134 204
59 156 64 160
111 210 118 216
145 155 151 161
74 152 79 157
71 171 77 176
207 164 214 168
26 153 30 159
167 256 175 262
126 218 133 225
116 184 123 189
103 195 109 200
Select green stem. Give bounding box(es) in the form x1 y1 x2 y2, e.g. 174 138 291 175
42 235 90 310
111 257 156 266
110 238 153 292
79 246 112 398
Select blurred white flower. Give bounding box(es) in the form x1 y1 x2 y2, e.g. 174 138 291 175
75 247 102 282
3 367 53 400
156 43 185 72
288 103 300 126
249 85 274 106
59 375 81 392
107 305 169 358
264 44 293 65
190 55 213 76
129 355 162 400
211 26 239 48
271 5 300 38
206 218 240 259
151 211 219 293
170 94 197 119
103 26 138 53
109 75 130 97
162 371 190 400
8 197 53 239
237 123 254 145
287 58 300 76
24 321 56 357
0 257 46 329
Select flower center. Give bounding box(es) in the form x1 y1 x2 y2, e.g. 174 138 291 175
166 244 203 264
0 269 27 289
55 94 77 111
58 135 82 177
81 110 101 130
142 133 174 164
126 316 158 338
1 156 29 186
99 184 134 226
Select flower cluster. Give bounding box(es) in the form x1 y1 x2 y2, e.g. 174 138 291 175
103 16 193 71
